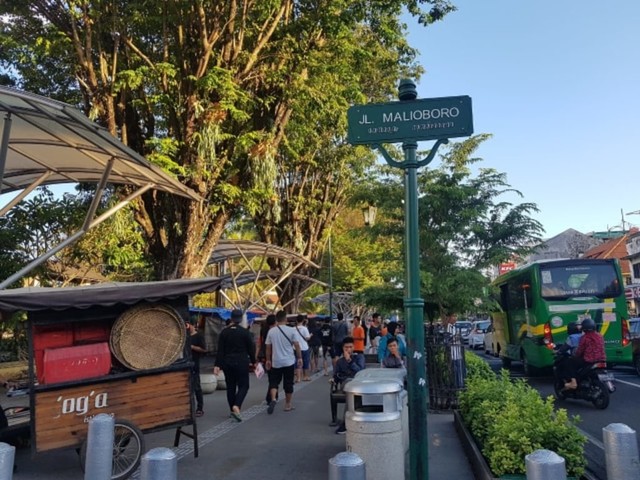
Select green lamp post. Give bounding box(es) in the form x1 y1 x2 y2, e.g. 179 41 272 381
347 79 473 480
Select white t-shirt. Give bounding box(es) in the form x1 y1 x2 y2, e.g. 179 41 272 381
295 325 310 351
266 324 301 368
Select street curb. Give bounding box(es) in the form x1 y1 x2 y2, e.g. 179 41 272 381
453 410 496 480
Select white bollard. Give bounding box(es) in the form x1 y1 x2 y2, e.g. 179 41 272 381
0 443 15 480
525 449 566 480
328 452 366 480
140 447 177 480
84 413 115 480
603 423 640 480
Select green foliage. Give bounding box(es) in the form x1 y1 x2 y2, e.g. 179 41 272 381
358 135 544 318
459 371 586 477
464 350 496 381
0 0 456 282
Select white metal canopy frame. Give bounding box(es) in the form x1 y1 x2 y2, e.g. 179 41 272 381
208 240 328 312
0 86 201 290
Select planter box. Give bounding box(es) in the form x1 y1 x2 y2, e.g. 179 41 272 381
453 410 579 480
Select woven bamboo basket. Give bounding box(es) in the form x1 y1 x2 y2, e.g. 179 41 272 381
110 304 186 371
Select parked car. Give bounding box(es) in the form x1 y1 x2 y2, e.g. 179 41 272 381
630 318 640 375
630 318 640 339
468 320 491 350
455 321 473 343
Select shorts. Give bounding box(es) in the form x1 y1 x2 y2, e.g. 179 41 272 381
269 364 296 394
301 349 311 370
331 343 342 358
311 345 320 358
321 344 332 358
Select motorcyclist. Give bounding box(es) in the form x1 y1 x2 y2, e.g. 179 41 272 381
563 318 605 390
555 322 582 384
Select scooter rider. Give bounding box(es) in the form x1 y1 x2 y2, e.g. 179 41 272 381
555 322 582 384
564 318 605 390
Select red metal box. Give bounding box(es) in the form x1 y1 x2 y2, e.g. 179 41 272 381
73 322 110 345
42 342 111 384
33 325 73 351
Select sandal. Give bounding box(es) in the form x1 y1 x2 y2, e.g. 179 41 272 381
195 410 204 417
230 411 242 422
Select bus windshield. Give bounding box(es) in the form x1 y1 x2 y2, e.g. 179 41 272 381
539 263 621 299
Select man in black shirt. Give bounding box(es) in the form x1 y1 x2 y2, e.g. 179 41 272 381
187 320 207 417
319 318 333 375
214 309 256 422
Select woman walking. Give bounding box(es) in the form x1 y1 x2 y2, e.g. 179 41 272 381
214 309 256 422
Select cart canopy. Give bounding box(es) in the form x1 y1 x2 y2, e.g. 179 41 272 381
0 278 224 313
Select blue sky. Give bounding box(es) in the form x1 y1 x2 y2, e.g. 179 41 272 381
404 0 640 238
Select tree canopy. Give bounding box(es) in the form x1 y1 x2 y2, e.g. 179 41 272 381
346 135 544 319
0 0 455 290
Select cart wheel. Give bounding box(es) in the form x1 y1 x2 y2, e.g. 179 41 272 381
79 420 145 480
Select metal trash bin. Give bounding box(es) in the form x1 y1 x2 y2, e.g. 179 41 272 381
354 369 408 458
344 380 404 480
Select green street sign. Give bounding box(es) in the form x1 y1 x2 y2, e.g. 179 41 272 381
347 95 473 145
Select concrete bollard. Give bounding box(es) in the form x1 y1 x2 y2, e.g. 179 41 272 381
140 447 177 480
328 452 366 480
84 413 115 480
603 423 640 480
525 449 566 480
0 442 15 480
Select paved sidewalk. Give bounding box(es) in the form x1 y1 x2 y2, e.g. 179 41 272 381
11 363 474 479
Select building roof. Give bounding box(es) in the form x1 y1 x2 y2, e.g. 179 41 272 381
582 228 639 276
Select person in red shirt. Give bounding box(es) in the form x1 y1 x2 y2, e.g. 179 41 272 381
351 316 366 354
564 318 605 390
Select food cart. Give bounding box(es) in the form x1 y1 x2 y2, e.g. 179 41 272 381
0 277 223 479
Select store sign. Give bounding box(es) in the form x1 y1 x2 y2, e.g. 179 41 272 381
625 285 640 300
627 236 640 256
499 262 517 275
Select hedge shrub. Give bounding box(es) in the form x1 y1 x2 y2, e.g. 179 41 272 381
465 350 495 380
459 367 586 477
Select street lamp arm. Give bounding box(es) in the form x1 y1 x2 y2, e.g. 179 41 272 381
417 138 449 168
373 143 404 168
374 138 450 170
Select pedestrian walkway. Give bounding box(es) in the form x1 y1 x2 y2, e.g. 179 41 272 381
11 361 474 479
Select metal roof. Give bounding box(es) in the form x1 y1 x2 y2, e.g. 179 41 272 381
0 85 198 200
209 239 319 268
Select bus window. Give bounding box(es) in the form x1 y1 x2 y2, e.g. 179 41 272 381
540 264 621 299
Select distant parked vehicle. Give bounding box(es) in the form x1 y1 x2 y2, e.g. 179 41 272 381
630 318 640 375
468 320 491 350
454 321 473 343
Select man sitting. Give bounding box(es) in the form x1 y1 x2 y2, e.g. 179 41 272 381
331 336 365 434
382 337 404 368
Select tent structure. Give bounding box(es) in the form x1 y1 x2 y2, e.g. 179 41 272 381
0 86 201 289
208 239 328 312
0 277 223 313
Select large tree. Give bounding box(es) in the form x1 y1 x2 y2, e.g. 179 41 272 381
0 1 455 283
352 135 544 319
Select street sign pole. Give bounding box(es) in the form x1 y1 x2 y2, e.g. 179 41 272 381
347 79 473 480
402 136 430 480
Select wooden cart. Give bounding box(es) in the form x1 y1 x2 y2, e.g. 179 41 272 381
0 278 223 479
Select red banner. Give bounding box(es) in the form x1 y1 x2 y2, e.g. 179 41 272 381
498 262 516 275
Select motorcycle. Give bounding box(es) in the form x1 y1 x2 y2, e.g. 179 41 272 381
553 350 615 410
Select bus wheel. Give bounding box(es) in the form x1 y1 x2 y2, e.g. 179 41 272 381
634 355 640 377
501 356 511 368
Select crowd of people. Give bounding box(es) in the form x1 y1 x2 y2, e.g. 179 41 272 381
189 309 407 423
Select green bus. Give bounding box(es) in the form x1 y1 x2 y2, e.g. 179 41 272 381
491 258 633 375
